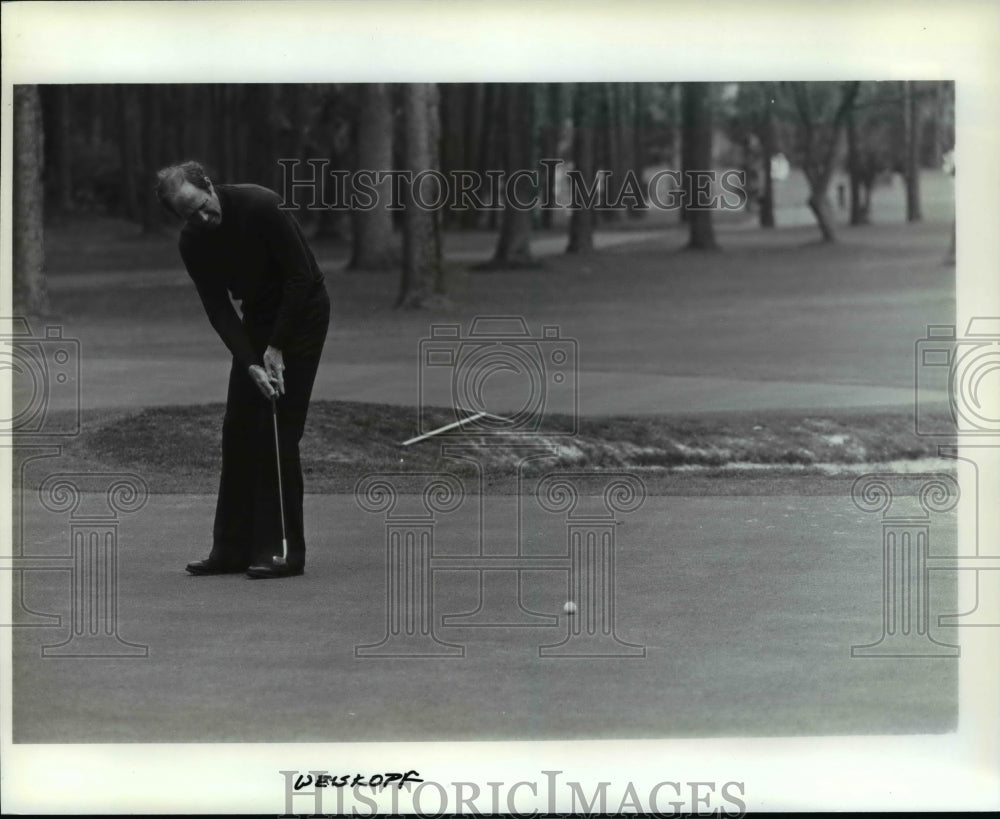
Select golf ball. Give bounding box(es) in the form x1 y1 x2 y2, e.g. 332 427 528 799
563 601 577 615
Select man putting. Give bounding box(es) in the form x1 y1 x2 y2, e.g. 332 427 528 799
156 161 330 579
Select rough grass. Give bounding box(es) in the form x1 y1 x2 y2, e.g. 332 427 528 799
18 401 956 496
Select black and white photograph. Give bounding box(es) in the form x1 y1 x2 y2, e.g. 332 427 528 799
2 1 998 814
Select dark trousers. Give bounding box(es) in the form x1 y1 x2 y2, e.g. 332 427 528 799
209 314 328 569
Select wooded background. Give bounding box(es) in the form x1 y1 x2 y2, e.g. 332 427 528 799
13 81 954 313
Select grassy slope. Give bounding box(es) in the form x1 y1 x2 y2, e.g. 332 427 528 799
20 401 955 495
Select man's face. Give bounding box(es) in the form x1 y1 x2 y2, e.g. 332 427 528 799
173 180 222 231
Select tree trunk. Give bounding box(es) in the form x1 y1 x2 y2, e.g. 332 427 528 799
426 86 446 297
164 84 184 162
681 82 718 250
87 86 106 151
460 83 486 229
846 107 868 226
929 80 945 167
808 194 837 242
46 85 74 213
539 82 564 230
140 86 163 233
118 85 141 222
481 83 503 231
231 86 248 185
759 84 776 228
790 81 860 242
208 85 223 179
628 82 646 219
567 83 597 254
176 85 202 160
397 84 444 308
13 85 50 317
675 83 688 225
903 80 922 222
251 84 280 189
488 84 536 267
438 83 465 229
739 136 755 214
221 84 238 182
602 83 624 223
181 85 202 161
348 83 396 270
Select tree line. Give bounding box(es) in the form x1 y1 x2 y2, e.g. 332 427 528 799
14 81 953 313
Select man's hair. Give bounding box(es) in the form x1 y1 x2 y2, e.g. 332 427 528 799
155 161 212 216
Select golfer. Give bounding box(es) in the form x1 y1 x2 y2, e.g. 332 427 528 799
156 161 330 579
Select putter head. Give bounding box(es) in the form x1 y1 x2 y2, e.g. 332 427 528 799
272 555 287 567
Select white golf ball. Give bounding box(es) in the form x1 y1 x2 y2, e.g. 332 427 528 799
563 601 577 615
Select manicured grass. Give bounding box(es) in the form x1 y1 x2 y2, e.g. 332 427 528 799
13 492 958 742
43 213 955 402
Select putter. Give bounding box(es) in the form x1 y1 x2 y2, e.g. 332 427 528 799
270 390 289 567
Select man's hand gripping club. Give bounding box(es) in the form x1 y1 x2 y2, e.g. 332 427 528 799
249 345 285 398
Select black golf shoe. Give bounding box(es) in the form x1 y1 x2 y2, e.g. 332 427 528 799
246 563 304 579
186 558 249 575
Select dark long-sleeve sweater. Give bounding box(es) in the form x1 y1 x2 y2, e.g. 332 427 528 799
179 184 328 371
